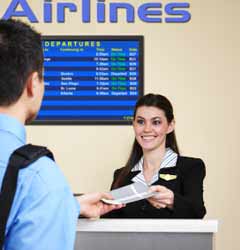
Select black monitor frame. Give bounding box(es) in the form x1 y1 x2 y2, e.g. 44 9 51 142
31 35 144 125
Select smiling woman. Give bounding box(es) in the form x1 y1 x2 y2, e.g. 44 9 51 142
133 106 175 155
103 93 206 219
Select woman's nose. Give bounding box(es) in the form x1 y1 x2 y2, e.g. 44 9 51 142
144 122 152 132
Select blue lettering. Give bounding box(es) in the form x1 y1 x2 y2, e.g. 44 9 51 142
110 3 134 23
138 3 162 23
165 2 191 23
0 0 191 24
57 2 77 23
97 0 105 23
82 0 91 23
2 0 38 22
44 0 52 23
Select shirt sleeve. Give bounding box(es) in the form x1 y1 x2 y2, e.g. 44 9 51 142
4 157 80 250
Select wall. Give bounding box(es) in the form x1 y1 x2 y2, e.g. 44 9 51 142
1 1 239 249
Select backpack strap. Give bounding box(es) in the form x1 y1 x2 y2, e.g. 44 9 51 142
0 144 54 249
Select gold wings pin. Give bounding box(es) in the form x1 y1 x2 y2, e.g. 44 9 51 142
159 174 177 181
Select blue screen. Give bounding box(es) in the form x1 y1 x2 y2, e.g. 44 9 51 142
34 36 144 124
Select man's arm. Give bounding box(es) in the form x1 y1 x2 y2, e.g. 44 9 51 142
5 158 80 250
76 192 123 218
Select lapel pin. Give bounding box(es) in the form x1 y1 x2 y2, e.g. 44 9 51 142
159 174 177 181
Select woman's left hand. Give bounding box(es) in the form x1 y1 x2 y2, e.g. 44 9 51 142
147 185 174 210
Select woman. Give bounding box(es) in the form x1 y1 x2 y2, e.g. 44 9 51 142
104 93 206 218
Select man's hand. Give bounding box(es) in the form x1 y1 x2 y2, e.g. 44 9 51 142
76 192 123 218
148 185 174 209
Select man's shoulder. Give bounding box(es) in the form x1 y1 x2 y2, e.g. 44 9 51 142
19 155 70 194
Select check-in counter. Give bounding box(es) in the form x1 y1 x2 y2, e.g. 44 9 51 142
75 219 218 250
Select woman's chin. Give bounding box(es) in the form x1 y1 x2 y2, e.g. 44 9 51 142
141 144 157 151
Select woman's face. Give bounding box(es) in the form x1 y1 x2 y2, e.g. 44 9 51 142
133 106 174 152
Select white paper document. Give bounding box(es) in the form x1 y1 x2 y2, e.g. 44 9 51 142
102 182 156 205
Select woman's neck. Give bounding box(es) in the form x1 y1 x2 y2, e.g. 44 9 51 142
143 146 166 173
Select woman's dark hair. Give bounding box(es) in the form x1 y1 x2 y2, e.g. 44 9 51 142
112 93 180 189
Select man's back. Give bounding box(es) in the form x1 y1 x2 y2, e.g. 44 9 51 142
0 113 80 250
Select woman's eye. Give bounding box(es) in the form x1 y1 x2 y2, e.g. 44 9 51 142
136 119 144 125
153 120 161 125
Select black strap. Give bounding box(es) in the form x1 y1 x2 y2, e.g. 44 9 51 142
0 144 54 249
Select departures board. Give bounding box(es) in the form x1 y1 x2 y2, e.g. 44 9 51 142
33 36 144 125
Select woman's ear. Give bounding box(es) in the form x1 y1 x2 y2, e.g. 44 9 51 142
167 119 175 134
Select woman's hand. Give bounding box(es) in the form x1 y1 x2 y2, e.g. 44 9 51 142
148 185 174 210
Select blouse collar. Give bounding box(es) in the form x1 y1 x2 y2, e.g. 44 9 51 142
131 148 178 185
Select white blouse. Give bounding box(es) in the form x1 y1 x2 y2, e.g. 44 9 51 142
131 148 178 186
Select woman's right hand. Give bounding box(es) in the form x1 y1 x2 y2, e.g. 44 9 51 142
148 185 174 209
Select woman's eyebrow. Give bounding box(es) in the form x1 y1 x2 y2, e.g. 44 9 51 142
151 116 161 120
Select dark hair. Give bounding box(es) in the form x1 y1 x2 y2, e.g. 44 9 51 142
112 93 180 188
0 19 43 106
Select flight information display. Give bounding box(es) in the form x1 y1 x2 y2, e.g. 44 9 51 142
34 36 144 124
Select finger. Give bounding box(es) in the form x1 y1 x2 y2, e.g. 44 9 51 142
100 192 114 200
149 185 166 193
89 192 113 201
158 203 167 208
153 199 172 206
100 204 118 215
150 201 166 209
148 199 160 207
161 199 173 205
147 197 156 203
148 191 169 202
151 192 171 200
100 204 112 215
99 203 125 216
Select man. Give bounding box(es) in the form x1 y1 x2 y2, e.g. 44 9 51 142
0 19 121 250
